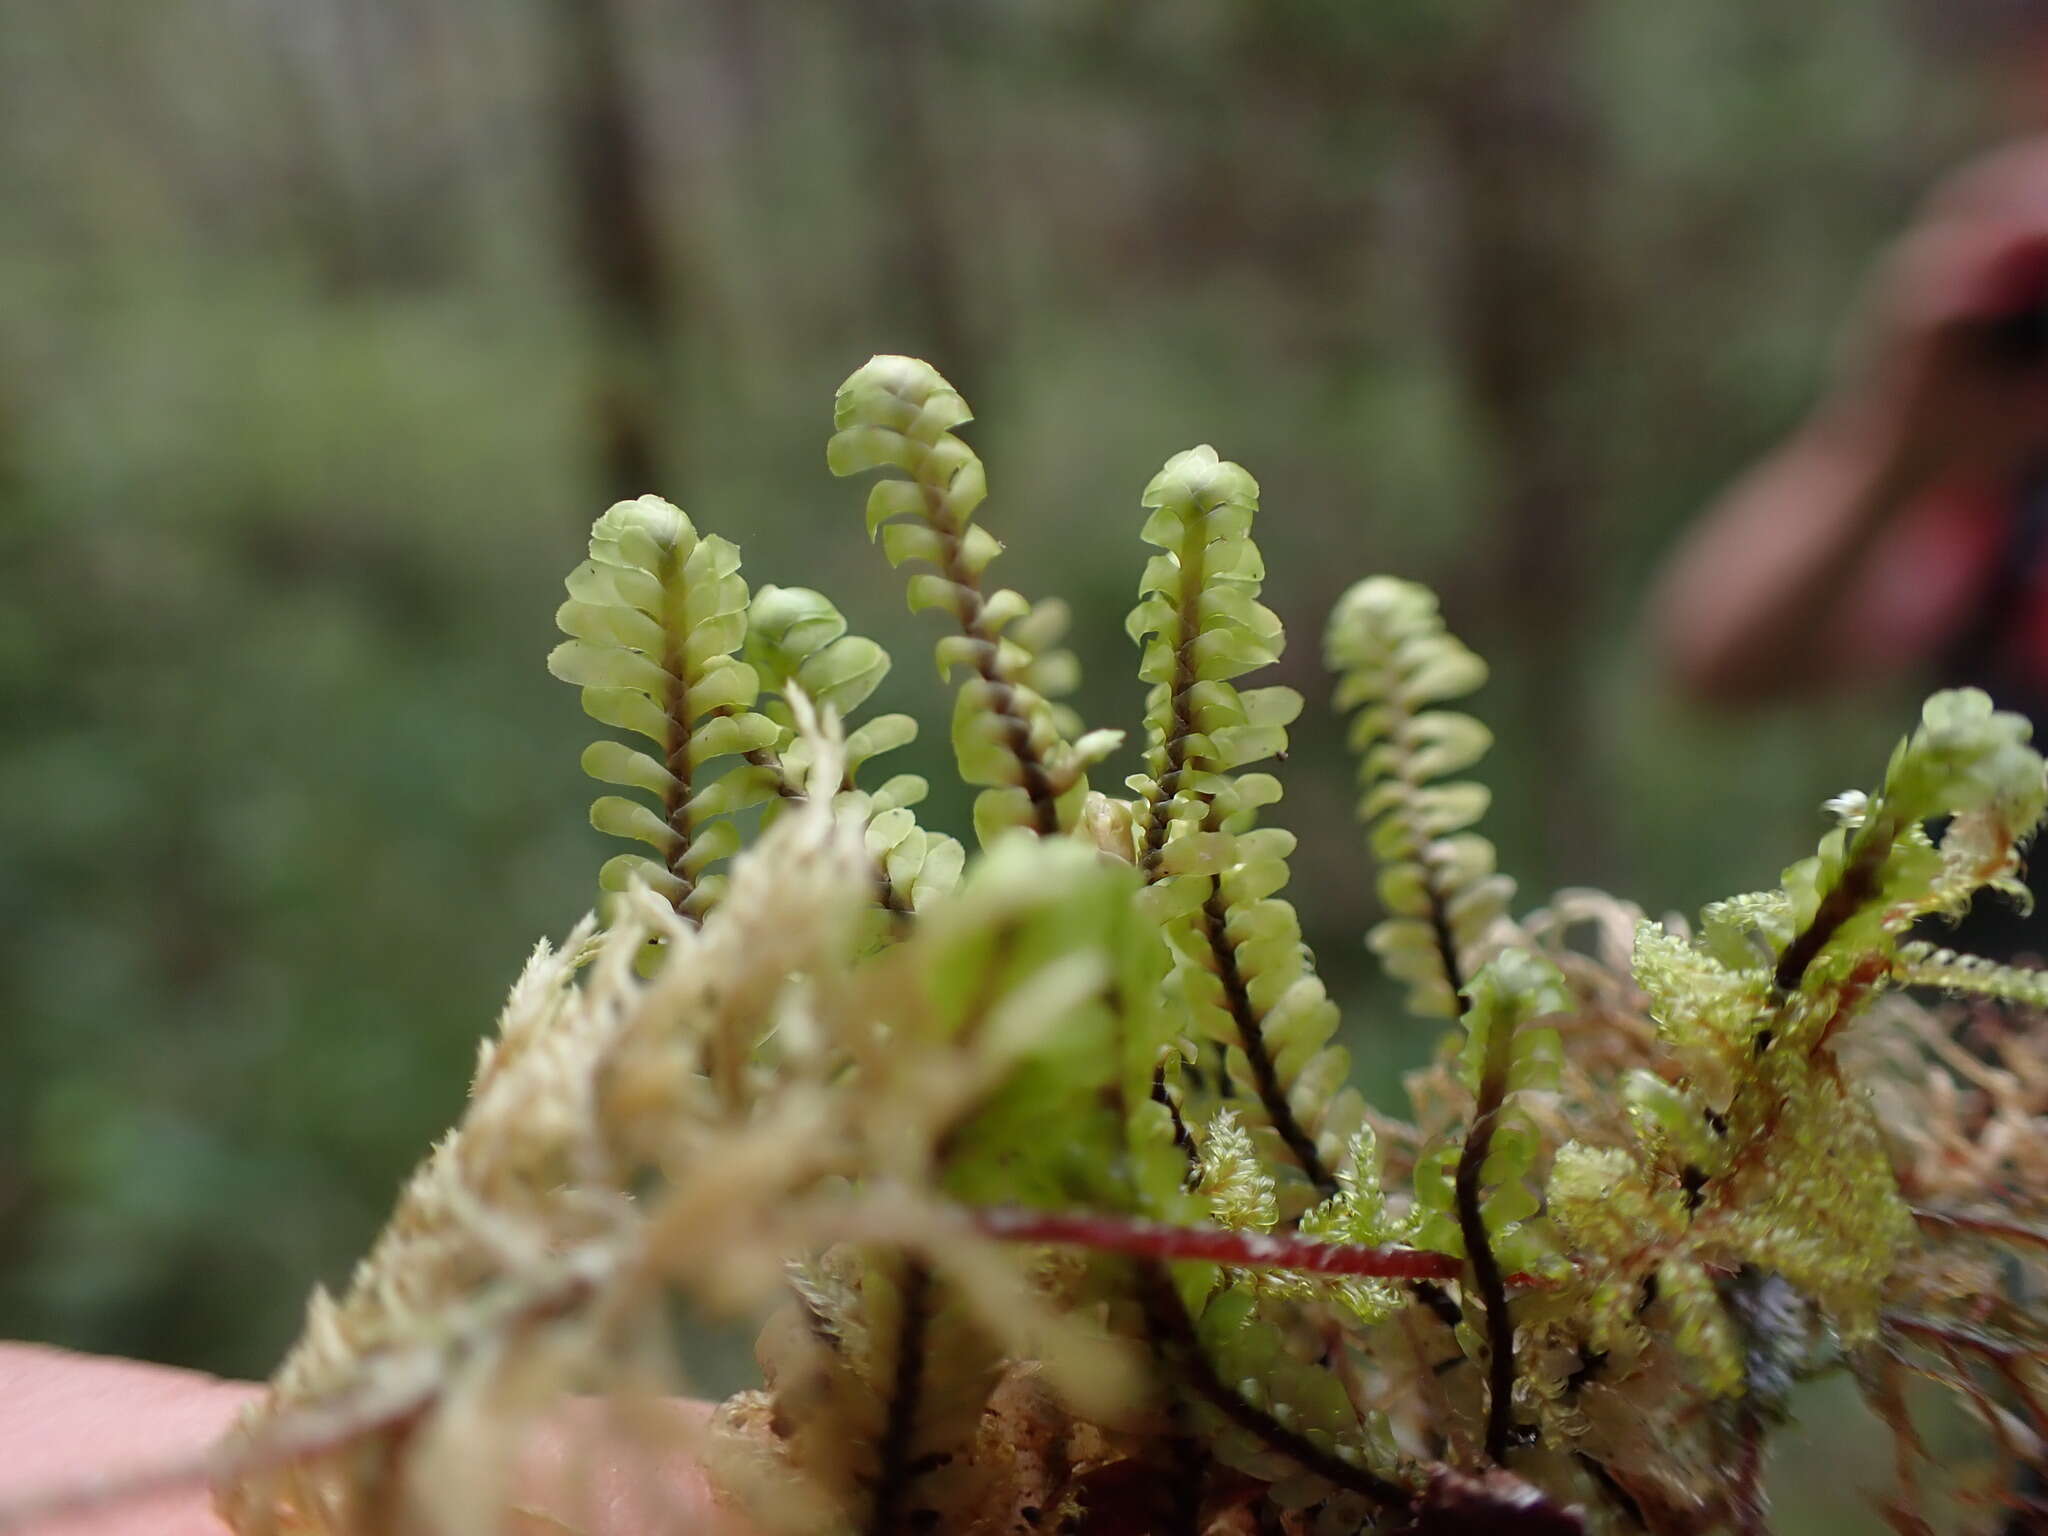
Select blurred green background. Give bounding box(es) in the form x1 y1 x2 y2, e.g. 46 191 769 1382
0 2 2020 1514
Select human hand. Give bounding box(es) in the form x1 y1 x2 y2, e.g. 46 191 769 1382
0 1343 732 1536
1839 140 2048 484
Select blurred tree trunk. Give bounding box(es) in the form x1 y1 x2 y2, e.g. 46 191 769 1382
552 0 674 505
849 0 983 399
1433 1 1611 883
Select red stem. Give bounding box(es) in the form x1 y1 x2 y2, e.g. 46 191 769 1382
1912 1208 2048 1253
971 1207 1463 1280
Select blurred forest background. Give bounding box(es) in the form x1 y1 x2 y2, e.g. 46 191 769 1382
0 2 2031 1522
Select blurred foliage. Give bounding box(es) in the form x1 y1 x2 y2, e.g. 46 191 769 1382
0 1 2010 1462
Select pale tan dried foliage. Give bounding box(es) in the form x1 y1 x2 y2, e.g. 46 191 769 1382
207 703 1142 1536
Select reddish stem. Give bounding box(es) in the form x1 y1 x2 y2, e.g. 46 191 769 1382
1912 1208 2048 1253
1886 1313 2048 1365
971 1207 1463 1280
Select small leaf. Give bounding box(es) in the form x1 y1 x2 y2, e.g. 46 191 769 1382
836 714 915 773
579 740 679 799
590 795 678 853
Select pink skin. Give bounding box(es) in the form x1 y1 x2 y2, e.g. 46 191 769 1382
1656 138 2048 706
0 1344 731 1536
0 1344 258 1536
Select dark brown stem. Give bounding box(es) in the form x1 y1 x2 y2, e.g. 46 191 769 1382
867 1258 934 1536
1160 1433 1206 1536
672 702 918 922
1885 1313 2048 1365
1988 1358 2048 1536
1150 1064 1197 1166
874 865 917 921
1729 1408 1771 1536
1900 1323 2048 1535
1573 1453 1648 1531
1138 1290 1208 1536
1996 1357 2048 1440
1422 868 1471 1018
1912 1208 2048 1253
1200 893 1337 1198
1410 1279 1465 1331
1455 1016 1518 1464
1138 1264 1409 1510
1406 873 1476 1360
924 486 1061 837
1140 669 1196 872
739 732 915 919
742 744 805 803
714 695 916 920
1860 1347 1928 1532
1140 515 1209 875
659 633 698 919
1773 818 1892 992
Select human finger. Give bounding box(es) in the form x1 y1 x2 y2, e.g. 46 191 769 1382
0 1345 745 1536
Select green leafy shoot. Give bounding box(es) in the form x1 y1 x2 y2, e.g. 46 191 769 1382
1126 445 1297 873
747 583 963 915
1326 576 1512 1019
828 355 1121 844
1409 950 1570 1462
211 357 2048 1536
549 495 777 921
1124 446 1355 1209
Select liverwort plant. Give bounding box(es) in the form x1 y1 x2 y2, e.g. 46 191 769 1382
113 356 2048 1534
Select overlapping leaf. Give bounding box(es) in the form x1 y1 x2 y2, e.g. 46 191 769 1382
1325 576 1514 1018
550 495 777 921
747 583 963 913
829 356 1120 843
